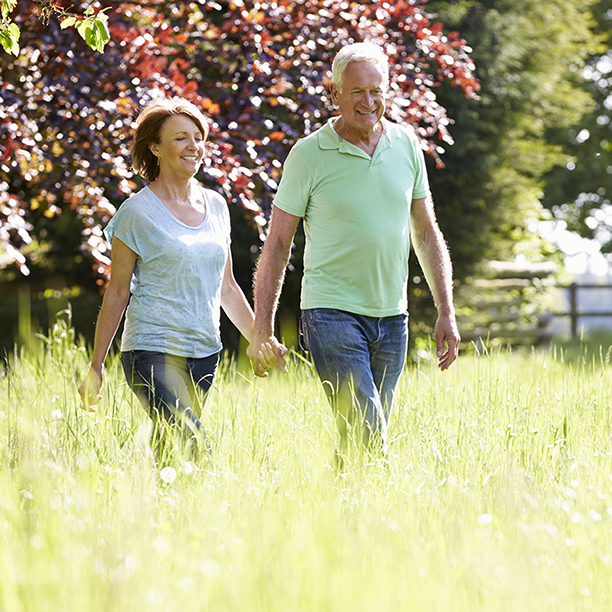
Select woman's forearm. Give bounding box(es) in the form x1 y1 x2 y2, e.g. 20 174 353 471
220 280 255 342
90 288 130 374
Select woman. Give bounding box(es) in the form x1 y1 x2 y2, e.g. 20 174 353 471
79 97 284 441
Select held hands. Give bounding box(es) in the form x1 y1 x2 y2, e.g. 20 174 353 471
78 367 103 411
247 336 288 378
435 313 461 371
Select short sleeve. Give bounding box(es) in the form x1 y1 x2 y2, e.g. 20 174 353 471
103 197 143 256
205 189 231 249
272 146 312 218
407 129 430 200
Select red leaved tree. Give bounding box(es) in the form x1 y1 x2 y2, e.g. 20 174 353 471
0 0 477 296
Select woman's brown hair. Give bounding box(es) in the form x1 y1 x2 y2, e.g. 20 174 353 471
131 97 209 183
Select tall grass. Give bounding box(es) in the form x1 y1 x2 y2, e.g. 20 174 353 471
1 321 612 611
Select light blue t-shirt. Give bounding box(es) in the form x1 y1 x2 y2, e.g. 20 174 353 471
104 185 230 358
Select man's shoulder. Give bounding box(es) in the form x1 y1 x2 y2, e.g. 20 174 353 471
291 120 336 153
384 119 419 142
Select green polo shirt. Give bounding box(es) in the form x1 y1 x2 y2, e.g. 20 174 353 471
273 117 430 317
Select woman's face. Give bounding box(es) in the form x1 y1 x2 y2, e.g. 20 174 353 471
150 114 206 179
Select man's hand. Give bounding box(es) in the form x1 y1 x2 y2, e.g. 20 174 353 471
435 314 460 371
78 367 103 411
247 337 288 378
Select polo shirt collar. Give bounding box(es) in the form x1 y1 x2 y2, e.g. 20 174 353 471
318 117 399 155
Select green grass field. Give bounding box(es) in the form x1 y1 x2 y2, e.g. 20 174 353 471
1 321 612 611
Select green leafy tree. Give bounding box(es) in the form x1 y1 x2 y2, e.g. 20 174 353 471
402 0 601 340
542 0 612 262
425 0 598 279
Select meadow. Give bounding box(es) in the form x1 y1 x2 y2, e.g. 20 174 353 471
1 320 612 611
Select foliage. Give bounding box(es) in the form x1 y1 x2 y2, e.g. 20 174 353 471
2 325 612 609
424 0 600 283
0 0 20 55
1 0 110 55
0 0 477 299
542 0 612 260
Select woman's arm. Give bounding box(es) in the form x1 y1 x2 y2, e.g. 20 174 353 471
79 237 137 408
220 248 286 377
220 249 256 340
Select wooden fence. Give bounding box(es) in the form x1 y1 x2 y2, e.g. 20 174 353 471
555 282 612 339
456 262 612 345
456 261 556 346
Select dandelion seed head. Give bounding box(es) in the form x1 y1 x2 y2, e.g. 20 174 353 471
477 514 493 525
181 461 197 476
160 467 177 484
589 509 602 522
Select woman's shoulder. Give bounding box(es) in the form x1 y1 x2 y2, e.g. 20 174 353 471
121 186 156 209
200 185 226 205
106 186 156 234
111 187 158 222
199 186 230 236
199 186 228 216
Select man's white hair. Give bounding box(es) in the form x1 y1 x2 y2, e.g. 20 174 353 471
331 41 390 92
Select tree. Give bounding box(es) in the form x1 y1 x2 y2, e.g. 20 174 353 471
0 0 477 301
424 0 598 281
541 0 612 265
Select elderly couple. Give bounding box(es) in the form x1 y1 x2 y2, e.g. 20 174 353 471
79 42 460 458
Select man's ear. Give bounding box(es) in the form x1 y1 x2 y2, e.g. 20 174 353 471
330 83 340 106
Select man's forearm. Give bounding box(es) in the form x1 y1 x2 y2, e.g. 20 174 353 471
251 208 300 340
413 227 456 316
253 240 291 338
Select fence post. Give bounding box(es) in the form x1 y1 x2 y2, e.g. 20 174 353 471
569 282 578 339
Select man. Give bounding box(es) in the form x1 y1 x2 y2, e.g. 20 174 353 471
247 41 460 455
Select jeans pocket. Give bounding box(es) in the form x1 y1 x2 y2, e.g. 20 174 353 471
298 313 309 352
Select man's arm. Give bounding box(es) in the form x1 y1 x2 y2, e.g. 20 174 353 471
247 206 302 372
220 248 285 377
410 196 460 370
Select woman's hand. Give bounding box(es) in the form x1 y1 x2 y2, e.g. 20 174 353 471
250 339 288 378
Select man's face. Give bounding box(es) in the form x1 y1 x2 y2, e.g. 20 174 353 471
331 61 386 136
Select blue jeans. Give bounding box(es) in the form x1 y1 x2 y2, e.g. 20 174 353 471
120 350 219 438
300 308 408 452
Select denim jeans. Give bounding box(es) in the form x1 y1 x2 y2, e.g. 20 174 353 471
120 350 219 438
300 308 408 452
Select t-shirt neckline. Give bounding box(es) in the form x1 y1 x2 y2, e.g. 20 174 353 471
145 185 210 229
